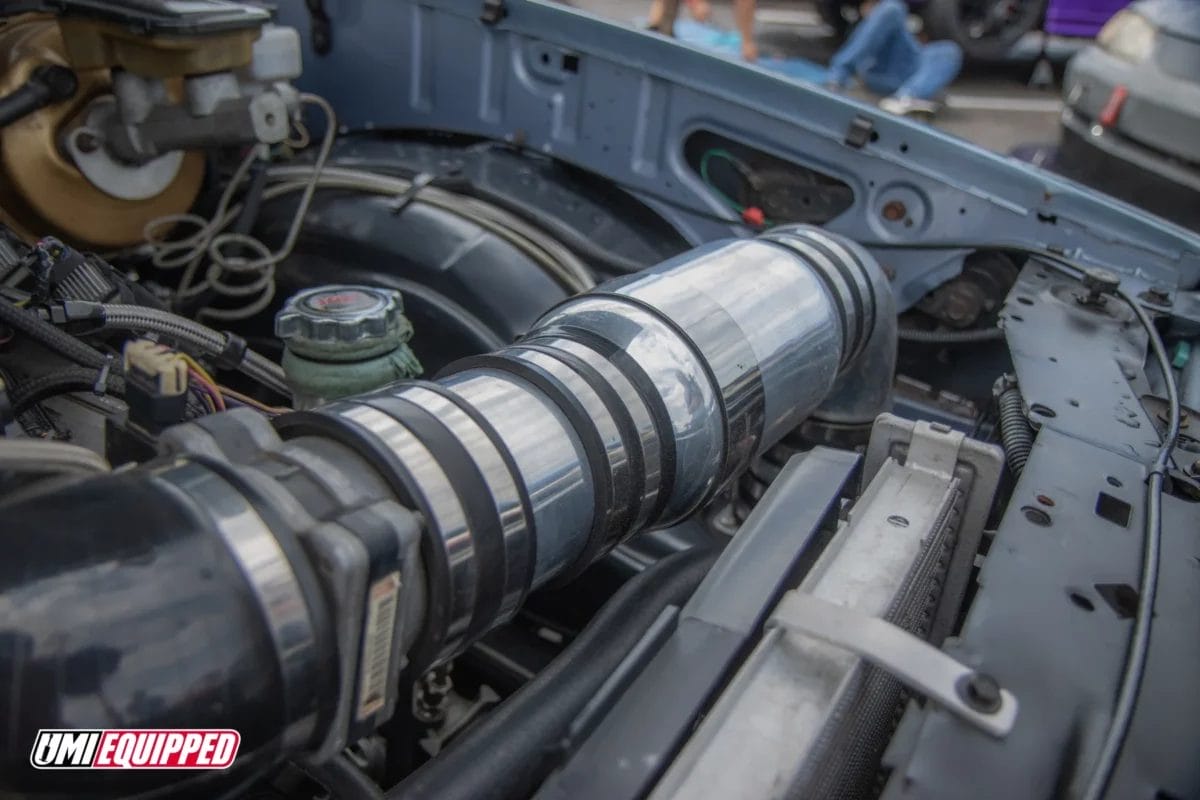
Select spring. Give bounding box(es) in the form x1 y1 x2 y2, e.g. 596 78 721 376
997 383 1033 477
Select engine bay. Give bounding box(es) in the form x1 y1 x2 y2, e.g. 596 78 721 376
2 2 1199 799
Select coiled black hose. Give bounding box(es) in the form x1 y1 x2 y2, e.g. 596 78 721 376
385 546 718 800
898 326 1005 344
0 295 109 369
996 384 1033 476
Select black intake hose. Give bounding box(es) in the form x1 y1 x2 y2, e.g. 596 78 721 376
0 469 334 799
386 546 718 800
0 295 110 369
9 366 126 415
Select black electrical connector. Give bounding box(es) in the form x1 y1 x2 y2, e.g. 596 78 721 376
31 237 164 307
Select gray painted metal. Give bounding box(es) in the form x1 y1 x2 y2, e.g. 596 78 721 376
275 0 1200 311
881 264 1200 800
1000 265 1161 462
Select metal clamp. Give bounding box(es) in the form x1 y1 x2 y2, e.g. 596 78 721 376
767 591 1018 738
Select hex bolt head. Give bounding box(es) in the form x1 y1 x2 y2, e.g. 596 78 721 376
1081 267 1120 296
957 672 1003 713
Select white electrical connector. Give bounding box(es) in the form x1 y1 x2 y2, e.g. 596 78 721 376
123 339 187 398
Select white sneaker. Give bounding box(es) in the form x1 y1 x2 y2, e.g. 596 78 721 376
879 95 940 117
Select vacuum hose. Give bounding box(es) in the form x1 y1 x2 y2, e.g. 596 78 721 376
0 226 895 797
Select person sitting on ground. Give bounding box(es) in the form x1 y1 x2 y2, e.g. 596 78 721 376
649 0 761 61
825 0 963 116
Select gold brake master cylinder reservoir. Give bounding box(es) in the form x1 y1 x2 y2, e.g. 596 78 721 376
275 285 423 409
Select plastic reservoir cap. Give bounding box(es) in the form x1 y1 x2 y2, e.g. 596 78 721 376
276 285 410 348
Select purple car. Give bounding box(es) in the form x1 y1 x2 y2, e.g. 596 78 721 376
819 0 1131 59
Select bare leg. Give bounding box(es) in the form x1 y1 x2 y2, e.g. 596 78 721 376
688 0 712 22
734 0 758 60
647 0 664 27
651 0 681 35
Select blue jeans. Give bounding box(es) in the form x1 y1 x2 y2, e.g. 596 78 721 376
827 0 963 100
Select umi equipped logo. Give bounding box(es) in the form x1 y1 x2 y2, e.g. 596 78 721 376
30 729 240 769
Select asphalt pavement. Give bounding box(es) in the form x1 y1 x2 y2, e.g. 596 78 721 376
565 0 1065 156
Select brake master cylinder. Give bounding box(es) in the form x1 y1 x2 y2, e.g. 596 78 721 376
275 285 422 408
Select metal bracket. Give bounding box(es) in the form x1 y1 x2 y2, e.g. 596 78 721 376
863 413 1004 645
481 0 508 25
768 591 1018 738
843 115 874 149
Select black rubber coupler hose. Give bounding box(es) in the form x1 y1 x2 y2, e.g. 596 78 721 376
385 546 718 800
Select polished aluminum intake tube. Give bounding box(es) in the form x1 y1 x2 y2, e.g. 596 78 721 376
0 226 896 793
279 225 896 663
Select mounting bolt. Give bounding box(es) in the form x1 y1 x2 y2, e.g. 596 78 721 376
1076 267 1120 307
1140 287 1171 307
957 672 1003 713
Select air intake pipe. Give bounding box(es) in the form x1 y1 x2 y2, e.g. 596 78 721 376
279 225 895 663
0 226 894 797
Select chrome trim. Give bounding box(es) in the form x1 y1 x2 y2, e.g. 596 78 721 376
280 226 895 662
611 238 845 457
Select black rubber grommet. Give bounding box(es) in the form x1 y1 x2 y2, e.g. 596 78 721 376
215 331 249 371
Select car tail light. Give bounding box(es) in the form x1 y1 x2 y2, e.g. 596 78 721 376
1098 84 1129 128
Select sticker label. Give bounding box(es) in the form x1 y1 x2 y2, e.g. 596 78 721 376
356 571 401 721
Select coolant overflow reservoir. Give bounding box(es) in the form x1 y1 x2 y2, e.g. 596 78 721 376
275 285 422 409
